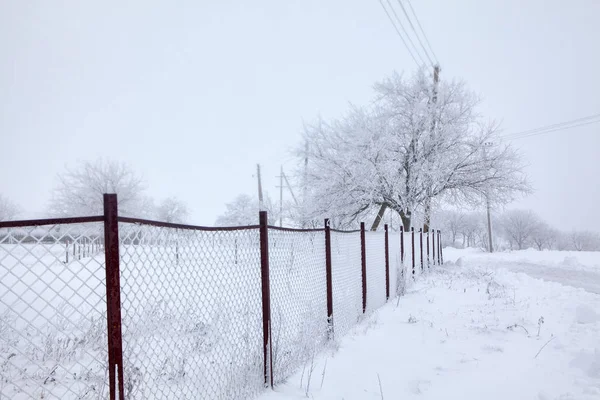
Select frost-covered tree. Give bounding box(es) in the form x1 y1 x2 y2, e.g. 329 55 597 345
458 212 487 248
0 194 20 221
296 69 529 230
570 230 600 251
531 222 558 250
215 194 278 226
500 209 542 250
48 159 149 217
156 197 190 223
437 210 465 247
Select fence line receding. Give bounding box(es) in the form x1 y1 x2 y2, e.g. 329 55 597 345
0 194 443 400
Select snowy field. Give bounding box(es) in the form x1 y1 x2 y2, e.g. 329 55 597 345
260 248 600 399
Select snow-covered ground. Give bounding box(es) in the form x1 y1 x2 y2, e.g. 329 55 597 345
260 249 600 399
444 248 600 295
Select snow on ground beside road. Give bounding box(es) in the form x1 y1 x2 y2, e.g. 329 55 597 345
260 249 600 399
443 248 600 294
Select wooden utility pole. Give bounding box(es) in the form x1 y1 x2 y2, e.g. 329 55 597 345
423 64 441 233
256 164 264 212
281 170 299 206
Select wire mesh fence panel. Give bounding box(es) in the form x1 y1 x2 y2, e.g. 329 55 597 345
329 231 362 338
0 222 108 400
388 232 405 298
364 232 386 313
118 223 264 400
268 229 327 384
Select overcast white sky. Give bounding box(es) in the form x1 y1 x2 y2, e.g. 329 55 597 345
1 0 599 230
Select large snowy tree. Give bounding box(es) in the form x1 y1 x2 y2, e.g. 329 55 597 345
48 159 150 217
296 69 529 230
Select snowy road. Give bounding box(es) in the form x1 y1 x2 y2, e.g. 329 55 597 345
502 263 600 294
259 249 600 400
444 248 600 294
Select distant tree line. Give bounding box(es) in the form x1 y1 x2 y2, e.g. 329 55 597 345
435 209 600 252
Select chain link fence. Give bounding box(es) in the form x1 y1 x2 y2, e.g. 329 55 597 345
329 230 363 338
118 222 264 400
0 218 108 400
365 231 387 314
268 228 327 384
0 195 444 400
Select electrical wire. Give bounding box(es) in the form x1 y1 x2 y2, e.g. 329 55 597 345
500 113 600 140
396 0 435 66
406 0 439 63
383 0 427 66
378 0 422 67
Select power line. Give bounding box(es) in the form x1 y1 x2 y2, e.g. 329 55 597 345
500 113 600 140
501 112 600 138
383 0 427 66
378 0 422 67
501 114 600 139
396 0 434 66
405 0 439 63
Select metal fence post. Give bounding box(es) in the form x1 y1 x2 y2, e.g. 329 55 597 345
400 226 405 288
259 211 273 388
384 224 390 301
103 194 125 400
411 227 415 277
360 222 367 314
438 230 442 265
324 219 334 339
419 228 424 272
400 226 404 264
432 228 436 266
426 231 430 269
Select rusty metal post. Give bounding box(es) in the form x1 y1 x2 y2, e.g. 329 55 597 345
411 227 415 277
432 228 436 266
360 222 367 313
103 194 125 400
400 225 404 264
426 231 430 269
259 211 273 387
384 224 390 301
419 228 424 272
324 219 334 338
438 230 442 265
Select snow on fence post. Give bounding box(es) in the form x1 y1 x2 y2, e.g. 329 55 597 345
384 224 390 301
259 211 273 388
411 227 415 277
438 230 443 265
419 228 424 272
360 222 367 314
324 219 334 339
103 193 125 400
